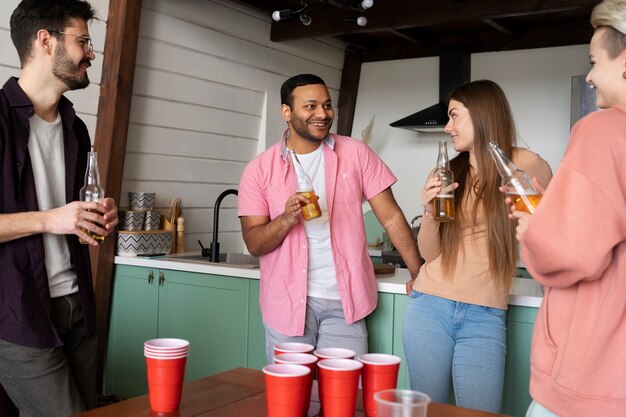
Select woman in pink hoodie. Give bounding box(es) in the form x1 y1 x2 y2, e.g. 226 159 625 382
513 1 626 416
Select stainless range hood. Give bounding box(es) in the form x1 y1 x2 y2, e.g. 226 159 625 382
390 47 470 133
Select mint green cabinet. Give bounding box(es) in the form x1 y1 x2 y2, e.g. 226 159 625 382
106 265 251 398
246 279 266 370
365 292 410 389
105 266 158 398
502 306 538 417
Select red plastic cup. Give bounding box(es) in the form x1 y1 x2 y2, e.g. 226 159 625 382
273 342 314 357
313 347 355 360
274 353 318 417
317 359 363 417
357 354 402 417
263 364 311 417
145 356 187 413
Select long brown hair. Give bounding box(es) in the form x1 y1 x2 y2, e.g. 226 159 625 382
439 80 518 290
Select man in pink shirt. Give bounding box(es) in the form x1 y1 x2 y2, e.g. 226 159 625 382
238 74 421 363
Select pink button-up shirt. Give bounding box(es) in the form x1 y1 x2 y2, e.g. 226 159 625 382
238 132 397 336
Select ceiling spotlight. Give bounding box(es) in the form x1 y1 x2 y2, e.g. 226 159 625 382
272 1 373 26
344 16 368 26
272 9 295 22
299 13 312 26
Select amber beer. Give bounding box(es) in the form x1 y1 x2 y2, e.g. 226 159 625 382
298 190 322 221
79 209 105 244
507 193 542 214
434 194 454 222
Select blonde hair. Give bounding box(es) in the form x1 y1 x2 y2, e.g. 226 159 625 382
591 0 626 58
439 80 518 290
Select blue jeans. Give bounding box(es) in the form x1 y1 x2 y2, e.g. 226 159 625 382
264 296 368 365
403 291 507 413
0 292 97 417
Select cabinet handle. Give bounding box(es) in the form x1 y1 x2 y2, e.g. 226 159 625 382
158 272 165 286
148 270 154 284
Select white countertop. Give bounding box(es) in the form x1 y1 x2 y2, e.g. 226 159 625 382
115 254 542 308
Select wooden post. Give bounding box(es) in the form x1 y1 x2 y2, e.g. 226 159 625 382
337 47 362 137
91 0 143 393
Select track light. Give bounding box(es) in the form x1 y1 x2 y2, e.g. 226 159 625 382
299 14 312 26
272 1 374 27
344 16 368 26
272 9 296 22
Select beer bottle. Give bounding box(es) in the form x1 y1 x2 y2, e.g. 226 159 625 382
287 148 322 221
433 140 455 222
79 149 105 244
487 141 542 214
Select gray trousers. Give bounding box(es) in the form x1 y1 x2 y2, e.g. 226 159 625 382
0 292 97 417
264 296 368 365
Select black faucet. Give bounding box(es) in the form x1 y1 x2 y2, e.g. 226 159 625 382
198 189 238 262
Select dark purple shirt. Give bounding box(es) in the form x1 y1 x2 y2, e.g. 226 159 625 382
0 77 95 348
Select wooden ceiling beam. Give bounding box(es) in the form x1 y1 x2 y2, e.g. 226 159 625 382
360 19 593 62
483 18 517 37
387 29 426 46
269 0 598 41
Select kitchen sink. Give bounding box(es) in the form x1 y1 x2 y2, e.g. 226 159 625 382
166 252 260 269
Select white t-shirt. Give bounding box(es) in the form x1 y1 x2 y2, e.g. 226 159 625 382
28 114 77 298
297 145 339 300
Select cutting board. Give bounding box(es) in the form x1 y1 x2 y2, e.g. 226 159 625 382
373 264 396 275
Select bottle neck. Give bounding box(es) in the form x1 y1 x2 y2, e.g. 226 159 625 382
288 149 313 191
437 142 450 170
488 142 516 179
84 152 101 185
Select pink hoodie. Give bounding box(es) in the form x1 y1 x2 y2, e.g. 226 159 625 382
521 106 626 417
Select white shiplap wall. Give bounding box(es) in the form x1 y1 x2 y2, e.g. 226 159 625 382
123 0 346 253
0 0 110 139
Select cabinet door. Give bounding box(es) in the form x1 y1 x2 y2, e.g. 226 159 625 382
246 279 266 370
366 292 394 354
365 293 409 389
105 265 159 398
158 270 250 381
392 294 410 389
502 306 538 417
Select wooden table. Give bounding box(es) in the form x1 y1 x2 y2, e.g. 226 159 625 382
75 368 511 417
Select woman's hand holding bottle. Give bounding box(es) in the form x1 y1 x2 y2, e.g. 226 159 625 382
422 173 459 219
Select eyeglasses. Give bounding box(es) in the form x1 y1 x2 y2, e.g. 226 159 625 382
47 30 93 53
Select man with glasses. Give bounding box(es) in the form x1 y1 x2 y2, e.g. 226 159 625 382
0 1 119 416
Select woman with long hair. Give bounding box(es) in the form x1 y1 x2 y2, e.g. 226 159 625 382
403 79 552 413
513 1 626 416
